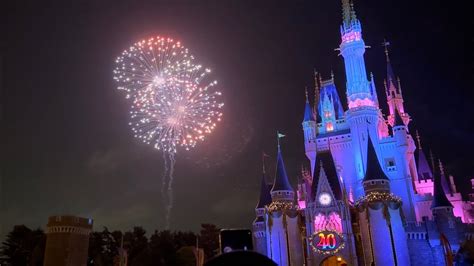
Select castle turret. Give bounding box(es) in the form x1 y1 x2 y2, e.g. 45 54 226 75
253 156 272 256
270 143 295 202
393 108 408 144
390 107 417 221
338 0 381 202
339 0 375 109
302 85 317 175
413 131 435 221
383 41 410 127
266 135 303 265
355 134 411 266
429 161 463 251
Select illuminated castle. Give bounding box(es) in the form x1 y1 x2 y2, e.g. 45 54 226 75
252 1 474 265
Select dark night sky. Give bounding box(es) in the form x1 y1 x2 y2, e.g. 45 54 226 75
2 0 473 238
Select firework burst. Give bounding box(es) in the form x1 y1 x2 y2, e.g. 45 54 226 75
113 36 223 154
113 36 223 228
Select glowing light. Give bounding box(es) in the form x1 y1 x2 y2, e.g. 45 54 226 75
309 230 345 255
113 36 223 229
314 212 342 233
348 98 375 109
319 192 332 206
326 122 334 132
113 36 224 154
342 31 362 43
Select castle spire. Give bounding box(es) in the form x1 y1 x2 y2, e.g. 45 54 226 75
341 0 355 26
431 160 453 209
272 133 293 195
256 152 272 209
341 0 350 25
262 151 268 174
382 39 390 63
313 70 320 121
439 160 453 195
429 150 435 171
256 165 272 209
364 133 389 182
339 0 373 109
416 131 433 181
383 40 398 92
416 130 422 150
303 88 314 122
384 41 410 127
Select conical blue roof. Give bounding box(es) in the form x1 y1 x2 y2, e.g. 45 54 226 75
417 149 433 181
303 101 315 122
271 149 293 192
431 164 453 209
256 173 272 209
364 134 389 181
385 51 400 94
387 61 398 91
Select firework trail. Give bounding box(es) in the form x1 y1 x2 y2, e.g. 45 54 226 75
113 36 223 228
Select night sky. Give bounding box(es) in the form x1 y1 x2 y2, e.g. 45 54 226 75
2 0 473 239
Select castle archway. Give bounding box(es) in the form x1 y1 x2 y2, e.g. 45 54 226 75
320 255 347 266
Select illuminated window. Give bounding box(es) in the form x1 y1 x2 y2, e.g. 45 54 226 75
326 122 334 132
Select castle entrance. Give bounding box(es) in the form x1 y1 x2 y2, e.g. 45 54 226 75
320 256 347 266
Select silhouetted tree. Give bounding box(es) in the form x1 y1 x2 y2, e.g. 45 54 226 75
1 223 219 266
199 224 220 260
29 229 46 266
0 225 45 266
88 227 119 266
149 230 175 265
123 226 149 266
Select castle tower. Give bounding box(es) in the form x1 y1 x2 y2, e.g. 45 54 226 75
390 108 417 221
339 0 374 109
383 41 410 127
339 0 381 199
266 139 303 266
355 135 410 266
44 215 93 266
302 87 317 175
413 131 435 221
429 161 461 251
253 157 272 256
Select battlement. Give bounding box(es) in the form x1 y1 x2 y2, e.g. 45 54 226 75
46 215 93 230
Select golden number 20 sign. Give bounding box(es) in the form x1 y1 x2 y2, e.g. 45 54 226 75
309 230 344 254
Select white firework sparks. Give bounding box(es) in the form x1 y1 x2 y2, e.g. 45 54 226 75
113 36 223 154
113 36 223 229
